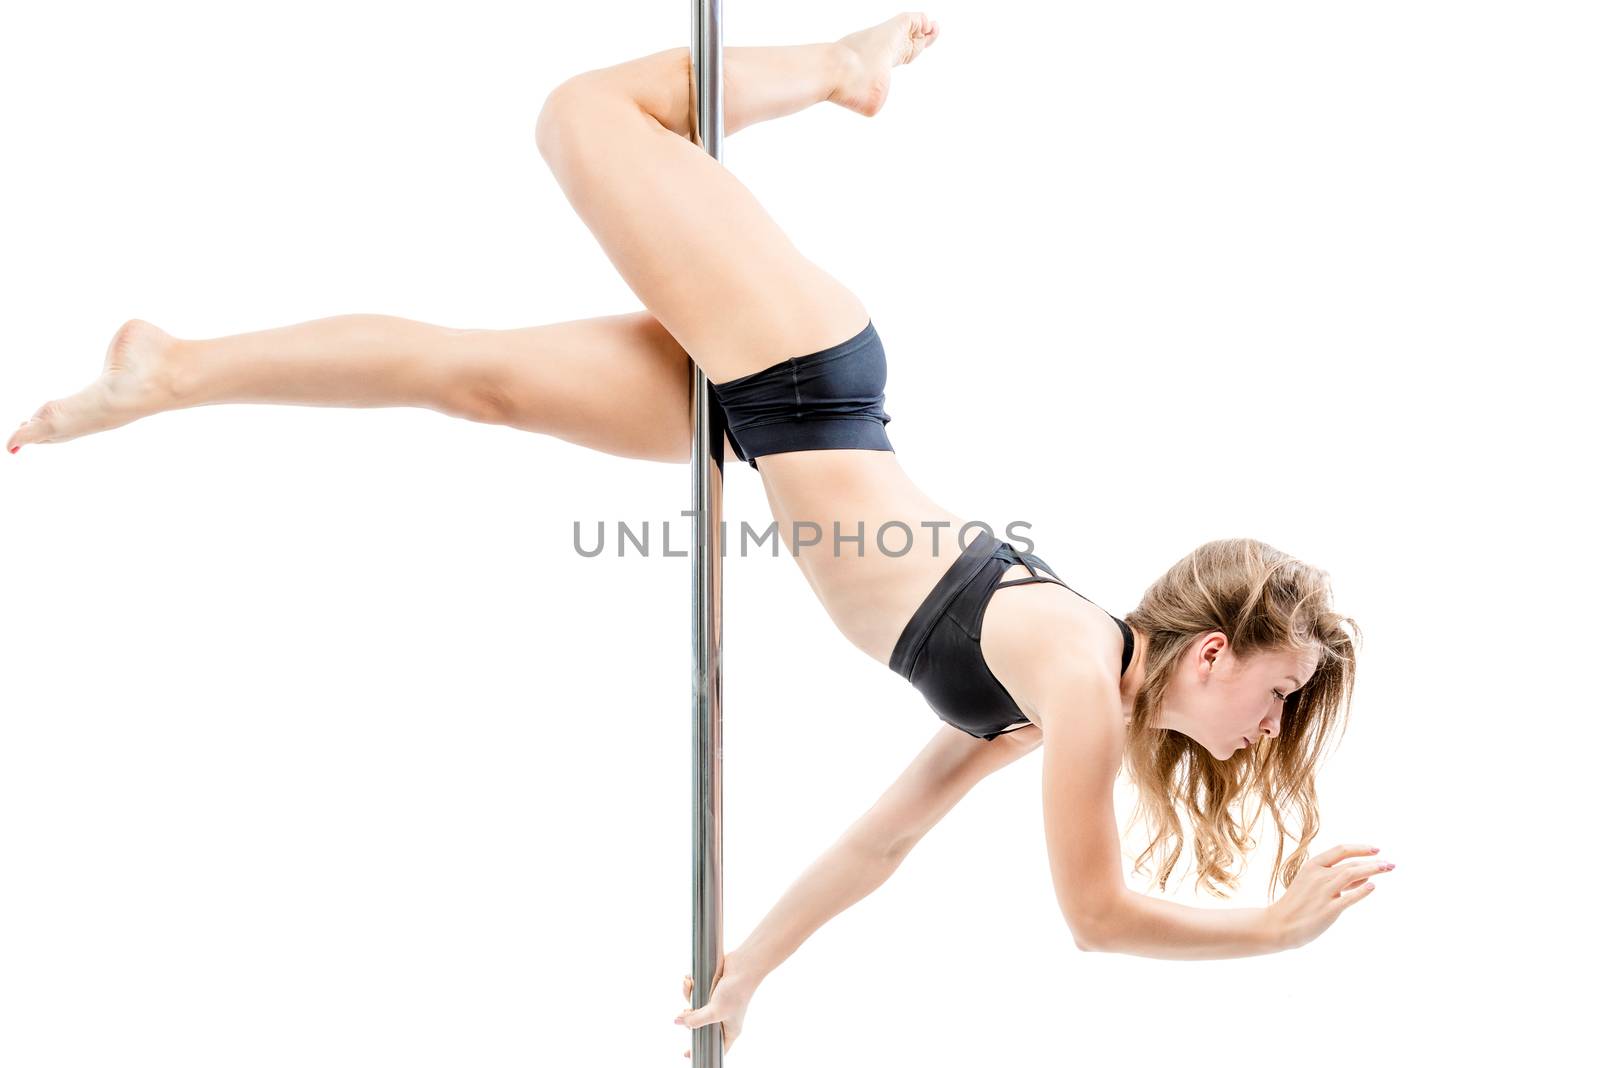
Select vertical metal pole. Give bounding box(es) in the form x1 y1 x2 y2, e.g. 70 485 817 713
689 3 725 1067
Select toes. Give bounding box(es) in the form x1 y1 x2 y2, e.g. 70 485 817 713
10 401 60 450
12 387 104 449
10 425 38 453
901 12 939 59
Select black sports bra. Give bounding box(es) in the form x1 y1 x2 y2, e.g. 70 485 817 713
983 550 1134 738
891 535 1135 742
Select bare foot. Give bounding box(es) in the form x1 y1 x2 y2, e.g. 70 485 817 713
8 319 183 453
832 11 941 118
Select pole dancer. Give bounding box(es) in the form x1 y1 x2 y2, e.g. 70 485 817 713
7 12 1386 1059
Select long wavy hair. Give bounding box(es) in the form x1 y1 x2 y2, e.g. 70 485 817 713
1120 538 1361 900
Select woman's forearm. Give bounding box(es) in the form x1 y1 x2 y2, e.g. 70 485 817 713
726 835 904 984
1086 891 1286 960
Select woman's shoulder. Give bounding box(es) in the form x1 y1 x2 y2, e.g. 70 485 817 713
980 581 1126 726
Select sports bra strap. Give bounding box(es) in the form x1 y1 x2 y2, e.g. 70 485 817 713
996 547 1068 589
995 575 1066 589
994 544 1136 676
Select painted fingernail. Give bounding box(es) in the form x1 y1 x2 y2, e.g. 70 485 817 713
8 445 17 454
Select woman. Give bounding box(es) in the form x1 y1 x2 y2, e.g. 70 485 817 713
8 12 1386 1054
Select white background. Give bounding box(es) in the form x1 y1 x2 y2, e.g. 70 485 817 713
2 2 1595 1065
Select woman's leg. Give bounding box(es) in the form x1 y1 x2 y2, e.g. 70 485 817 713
7 311 700 463
6 14 939 458
689 14 937 138
535 13 939 385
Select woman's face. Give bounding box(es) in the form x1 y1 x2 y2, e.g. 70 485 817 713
1157 632 1320 760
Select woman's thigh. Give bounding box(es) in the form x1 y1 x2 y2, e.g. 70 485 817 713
535 56 870 385
480 309 747 465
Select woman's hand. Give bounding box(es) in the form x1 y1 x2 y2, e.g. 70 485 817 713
1266 842 1395 949
674 956 757 1058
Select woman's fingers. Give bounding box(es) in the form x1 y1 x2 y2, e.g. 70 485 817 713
676 1004 715 1028
1335 881 1379 911
1334 860 1395 892
680 973 692 1058
677 968 738 1056
677 974 711 1026
1312 842 1381 867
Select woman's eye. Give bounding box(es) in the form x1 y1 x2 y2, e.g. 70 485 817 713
1273 690 1287 702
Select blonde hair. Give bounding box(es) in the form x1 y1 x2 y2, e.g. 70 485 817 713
1120 538 1361 900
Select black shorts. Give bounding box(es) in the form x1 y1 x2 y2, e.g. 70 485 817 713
889 529 1135 740
707 319 894 471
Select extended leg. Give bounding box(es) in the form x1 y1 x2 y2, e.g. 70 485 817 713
7 312 701 463
535 14 939 386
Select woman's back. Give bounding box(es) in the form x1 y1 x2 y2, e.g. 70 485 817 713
755 447 1131 733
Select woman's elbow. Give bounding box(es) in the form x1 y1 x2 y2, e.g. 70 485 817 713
1067 918 1103 952
1063 899 1121 952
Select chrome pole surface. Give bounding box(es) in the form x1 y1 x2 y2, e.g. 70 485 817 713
688 3 725 1066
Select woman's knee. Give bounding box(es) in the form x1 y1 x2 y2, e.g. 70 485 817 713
535 76 599 163
535 49 693 159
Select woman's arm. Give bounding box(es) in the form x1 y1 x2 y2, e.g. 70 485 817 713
1038 668 1281 958
1080 892 1281 959
725 723 1040 985
1036 670 1384 959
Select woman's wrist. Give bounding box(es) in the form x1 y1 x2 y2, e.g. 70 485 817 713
1257 905 1294 952
721 947 768 991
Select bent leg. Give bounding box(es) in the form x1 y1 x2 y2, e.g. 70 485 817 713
537 49 867 386
8 311 712 464
534 17 938 385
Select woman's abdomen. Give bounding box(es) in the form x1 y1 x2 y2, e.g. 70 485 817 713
752 449 974 665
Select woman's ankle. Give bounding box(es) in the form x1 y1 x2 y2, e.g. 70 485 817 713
722 43 851 137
